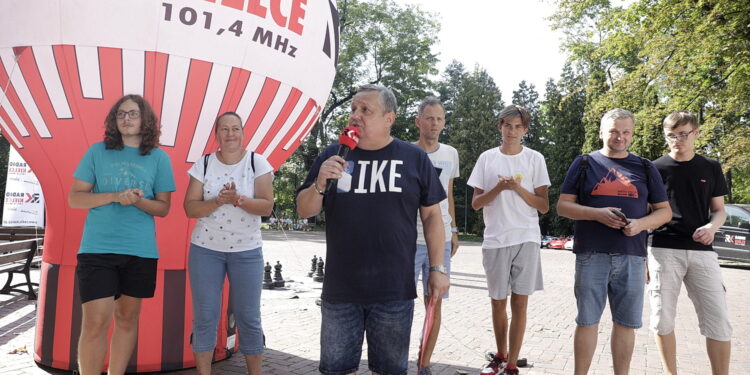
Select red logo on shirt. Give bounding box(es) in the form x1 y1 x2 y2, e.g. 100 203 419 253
591 168 639 198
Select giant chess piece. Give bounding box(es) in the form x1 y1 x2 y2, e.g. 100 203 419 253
273 261 285 288
308 255 318 277
313 258 325 282
262 262 274 289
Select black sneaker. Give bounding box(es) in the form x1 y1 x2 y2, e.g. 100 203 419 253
480 355 506 374
502 368 519 375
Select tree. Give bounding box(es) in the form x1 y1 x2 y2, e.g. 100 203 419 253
539 64 587 235
552 0 750 202
304 0 440 164
513 81 546 153
443 64 504 234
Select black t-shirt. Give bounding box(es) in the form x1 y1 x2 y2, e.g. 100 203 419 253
651 154 728 251
560 152 668 256
298 138 446 303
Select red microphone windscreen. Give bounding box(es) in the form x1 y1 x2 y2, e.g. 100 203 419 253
338 126 360 150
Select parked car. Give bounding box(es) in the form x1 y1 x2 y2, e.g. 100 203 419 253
713 204 750 263
564 237 574 250
547 237 568 249
540 235 556 248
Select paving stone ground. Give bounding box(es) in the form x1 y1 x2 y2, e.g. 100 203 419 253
1 230 749 374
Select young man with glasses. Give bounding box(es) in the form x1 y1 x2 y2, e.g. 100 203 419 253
648 111 732 374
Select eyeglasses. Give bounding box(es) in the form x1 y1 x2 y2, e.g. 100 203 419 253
664 129 695 142
116 110 140 119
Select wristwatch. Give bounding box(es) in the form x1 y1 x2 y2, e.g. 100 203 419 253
429 265 447 275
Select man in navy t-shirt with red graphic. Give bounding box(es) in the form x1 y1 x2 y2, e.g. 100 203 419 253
296 84 449 375
649 111 732 375
557 108 671 375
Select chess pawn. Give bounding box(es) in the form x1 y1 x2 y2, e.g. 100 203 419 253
262 262 274 289
313 258 325 282
308 255 318 277
273 261 285 288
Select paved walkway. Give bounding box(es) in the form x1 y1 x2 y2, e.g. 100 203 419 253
1 230 749 374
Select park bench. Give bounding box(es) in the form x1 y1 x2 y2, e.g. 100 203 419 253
0 226 45 242
0 239 43 300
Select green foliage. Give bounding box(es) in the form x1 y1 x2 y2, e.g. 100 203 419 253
539 64 588 235
314 0 440 147
442 64 504 235
552 0 750 202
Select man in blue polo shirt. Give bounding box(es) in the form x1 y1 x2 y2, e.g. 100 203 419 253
557 108 671 375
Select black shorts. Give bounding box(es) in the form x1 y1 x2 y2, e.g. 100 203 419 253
76 253 158 304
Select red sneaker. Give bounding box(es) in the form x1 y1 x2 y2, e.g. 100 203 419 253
479 355 506 374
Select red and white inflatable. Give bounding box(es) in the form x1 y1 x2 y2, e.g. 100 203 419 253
0 0 338 371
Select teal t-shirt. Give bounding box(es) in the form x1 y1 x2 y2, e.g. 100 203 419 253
73 142 176 258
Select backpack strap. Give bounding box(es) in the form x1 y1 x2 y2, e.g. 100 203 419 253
640 156 650 188
577 154 589 201
250 151 255 174
203 154 210 179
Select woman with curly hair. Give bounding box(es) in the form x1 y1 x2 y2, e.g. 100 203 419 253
68 94 176 375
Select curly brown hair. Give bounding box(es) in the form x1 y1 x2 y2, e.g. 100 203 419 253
103 95 161 155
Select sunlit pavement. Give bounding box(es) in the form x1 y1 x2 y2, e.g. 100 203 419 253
2 230 748 374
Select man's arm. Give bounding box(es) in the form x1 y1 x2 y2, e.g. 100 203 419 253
510 181 549 214
421 203 449 297
692 196 727 245
296 155 346 218
622 201 672 237
557 193 630 229
447 178 459 256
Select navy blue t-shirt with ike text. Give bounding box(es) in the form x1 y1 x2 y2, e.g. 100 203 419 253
299 138 446 304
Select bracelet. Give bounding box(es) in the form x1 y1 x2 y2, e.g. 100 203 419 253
313 181 326 195
451 227 458 233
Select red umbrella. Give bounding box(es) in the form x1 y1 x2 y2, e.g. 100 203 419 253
417 296 438 374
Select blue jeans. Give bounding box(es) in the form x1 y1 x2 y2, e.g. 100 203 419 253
414 242 452 298
319 299 414 375
574 252 646 328
188 244 264 354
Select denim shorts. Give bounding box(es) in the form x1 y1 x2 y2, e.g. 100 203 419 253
574 252 646 328
319 299 414 375
414 242 452 298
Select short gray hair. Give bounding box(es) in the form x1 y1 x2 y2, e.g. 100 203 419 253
601 108 635 129
357 84 397 114
417 96 444 117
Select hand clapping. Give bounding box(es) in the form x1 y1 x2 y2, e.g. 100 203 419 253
216 182 239 206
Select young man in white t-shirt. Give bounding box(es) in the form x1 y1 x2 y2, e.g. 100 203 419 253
413 97 460 375
467 105 550 375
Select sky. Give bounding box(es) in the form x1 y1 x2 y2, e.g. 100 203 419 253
392 0 568 101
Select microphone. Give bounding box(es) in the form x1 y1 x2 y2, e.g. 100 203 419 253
326 126 361 193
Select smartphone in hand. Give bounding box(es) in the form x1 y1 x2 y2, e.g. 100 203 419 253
610 208 629 227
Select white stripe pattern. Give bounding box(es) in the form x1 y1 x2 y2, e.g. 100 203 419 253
160 55 190 147
33 46 71 119
186 63 232 163
122 49 145 96
246 84 291 152
75 46 102 99
262 94 309 158
0 48 51 138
